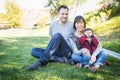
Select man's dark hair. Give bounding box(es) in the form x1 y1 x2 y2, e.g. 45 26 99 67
57 5 69 12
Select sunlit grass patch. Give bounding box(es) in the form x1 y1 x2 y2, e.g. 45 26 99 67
0 36 120 80
102 39 120 53
93 16 120 36
0 14 120 80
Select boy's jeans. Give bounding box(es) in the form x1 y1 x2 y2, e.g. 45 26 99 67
71 50 107 66
31 33 72 64
94 51 107 66
71 53 90 66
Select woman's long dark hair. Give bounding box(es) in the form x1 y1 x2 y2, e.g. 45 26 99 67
73 15 86 30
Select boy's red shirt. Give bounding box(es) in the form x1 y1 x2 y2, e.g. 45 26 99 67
78 35 99 54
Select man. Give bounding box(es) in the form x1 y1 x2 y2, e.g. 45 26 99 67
27 5 75 70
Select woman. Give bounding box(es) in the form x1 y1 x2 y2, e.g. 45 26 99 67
70 15 107 72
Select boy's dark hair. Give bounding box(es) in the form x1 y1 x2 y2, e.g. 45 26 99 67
84 28 94 33
73 15 86 30
57 5 69 12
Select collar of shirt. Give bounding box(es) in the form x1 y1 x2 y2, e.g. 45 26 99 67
74 32 83 38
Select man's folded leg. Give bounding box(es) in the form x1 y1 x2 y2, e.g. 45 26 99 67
27 60 42 70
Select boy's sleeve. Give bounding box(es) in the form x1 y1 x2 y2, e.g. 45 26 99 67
91 35 102 56
78 35 86 45
92 36 99 45
92 41 102 56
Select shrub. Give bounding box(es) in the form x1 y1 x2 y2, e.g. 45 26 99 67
4 1 22 28
37 16 48 27
102 40 120 53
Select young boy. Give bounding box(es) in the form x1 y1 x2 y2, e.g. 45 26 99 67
78 28 99 67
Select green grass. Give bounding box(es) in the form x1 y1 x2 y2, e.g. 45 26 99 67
93 15 120 40
92 15 120 53
0 12 120 80
0 37 120 80
101 40 120 53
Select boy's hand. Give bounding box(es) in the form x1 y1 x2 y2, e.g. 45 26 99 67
86 37 92 42
84 30 92 37
90 55 96 63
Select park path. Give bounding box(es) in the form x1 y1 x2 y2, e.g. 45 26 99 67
0 28 49 37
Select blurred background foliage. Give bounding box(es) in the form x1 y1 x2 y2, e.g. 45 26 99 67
46 0 86 18
0 0 120 29
84 0 120 26
0 1 22 28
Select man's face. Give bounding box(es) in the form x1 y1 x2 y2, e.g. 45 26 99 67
58 8 69 24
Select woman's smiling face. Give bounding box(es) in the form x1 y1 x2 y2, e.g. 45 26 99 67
75 20 85 32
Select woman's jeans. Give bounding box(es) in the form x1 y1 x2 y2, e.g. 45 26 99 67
31 33 72 64
71 50 107 66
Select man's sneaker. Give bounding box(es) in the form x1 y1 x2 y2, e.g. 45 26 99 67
67 59 75 65
27 60 41 70
63 57 68 63
63 57 74 65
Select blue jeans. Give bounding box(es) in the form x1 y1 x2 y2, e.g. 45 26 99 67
71 53 90 66
31 33 72 64
71 50 107 66
94 51 107 66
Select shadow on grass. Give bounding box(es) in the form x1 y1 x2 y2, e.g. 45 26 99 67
0 36 49 61
0 36 120 80
0 36 49 80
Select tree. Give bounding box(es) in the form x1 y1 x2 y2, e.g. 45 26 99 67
5 0 22 28
46 0 86 18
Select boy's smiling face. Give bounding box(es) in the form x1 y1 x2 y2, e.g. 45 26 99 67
84 30 93 37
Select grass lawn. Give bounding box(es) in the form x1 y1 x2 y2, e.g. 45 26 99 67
0 37 120 80
93 15 120 53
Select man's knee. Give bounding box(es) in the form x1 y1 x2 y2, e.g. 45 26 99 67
31 48 37 56
53 33 62 39
71 54 79 60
